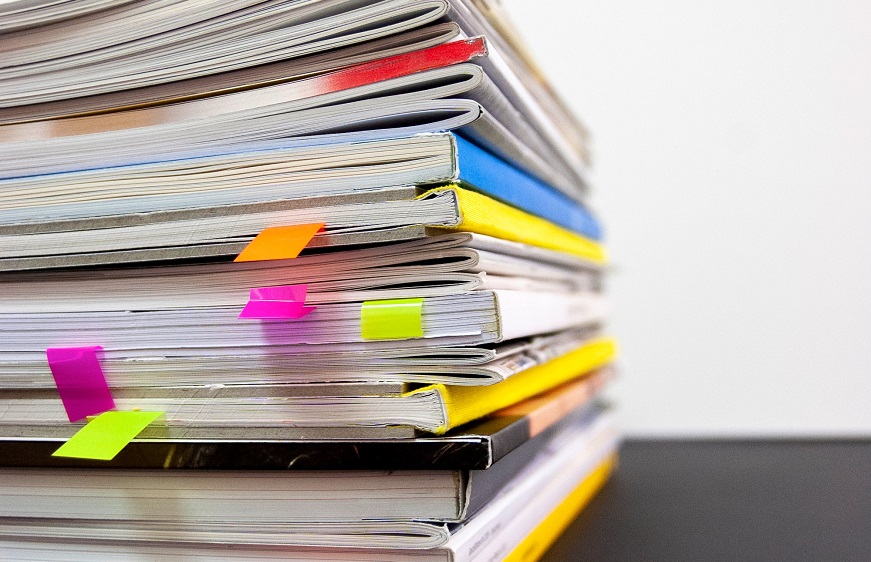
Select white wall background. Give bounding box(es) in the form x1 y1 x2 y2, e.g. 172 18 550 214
500 0 871 437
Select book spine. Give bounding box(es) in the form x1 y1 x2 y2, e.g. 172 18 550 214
501 455 617 562
454 135 602 240
422 185 607 264
448 414 619 562
436 338 617 433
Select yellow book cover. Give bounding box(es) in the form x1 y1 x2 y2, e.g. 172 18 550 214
504 453 618 562
420 184 607 265
407 337 617 434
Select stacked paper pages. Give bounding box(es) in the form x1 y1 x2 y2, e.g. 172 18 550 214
0 1 618 560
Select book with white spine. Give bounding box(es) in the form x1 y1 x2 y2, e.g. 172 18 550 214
0 404 618 557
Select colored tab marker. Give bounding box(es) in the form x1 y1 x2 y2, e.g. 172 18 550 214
238 284 316 319
361 298 424 340
234 223 324 262
52 410 164 461
46 346 115 423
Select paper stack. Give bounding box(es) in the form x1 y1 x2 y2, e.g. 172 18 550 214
0 1 618 560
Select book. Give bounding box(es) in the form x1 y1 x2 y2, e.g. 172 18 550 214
0 184 606 270
0 337 615 437
0 132 601 242
0 326 602 389
1 286 605 358
0 367 613 470
0 404 617 553
0 231 600 314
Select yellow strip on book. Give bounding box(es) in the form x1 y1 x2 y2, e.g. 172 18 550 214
408 337 617 434
419 185 607 264
504 453 618 562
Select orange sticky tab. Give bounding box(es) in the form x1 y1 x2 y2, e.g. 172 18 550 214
234 223 324 262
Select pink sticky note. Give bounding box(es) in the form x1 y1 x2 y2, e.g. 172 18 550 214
46 346 115 423
238 284 316 319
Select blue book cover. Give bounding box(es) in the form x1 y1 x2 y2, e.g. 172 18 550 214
454 135 602 241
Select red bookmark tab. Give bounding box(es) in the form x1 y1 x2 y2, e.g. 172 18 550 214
238 284 316 319
46 346 115 423
234 223 324 262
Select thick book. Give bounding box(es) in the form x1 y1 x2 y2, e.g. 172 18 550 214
0 404 617 560
0 231 600 315
0 285 606 362
0 132 601 242
0 367 613 470
0 338 615 437
0 184 606 270
0 328 601 391
0 404 618 553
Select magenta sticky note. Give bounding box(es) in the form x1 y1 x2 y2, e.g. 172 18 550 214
46 346 115 423
238 284 316 319
250 285 308 301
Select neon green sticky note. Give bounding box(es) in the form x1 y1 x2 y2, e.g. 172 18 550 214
361 298 424 340
52 410 164 461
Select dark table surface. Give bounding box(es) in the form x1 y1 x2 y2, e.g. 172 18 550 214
540 440 871 562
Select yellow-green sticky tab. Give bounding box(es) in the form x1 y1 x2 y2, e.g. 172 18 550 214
52 410 164 461
361 298 424 340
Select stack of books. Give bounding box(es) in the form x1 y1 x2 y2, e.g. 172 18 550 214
0 1 618 560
